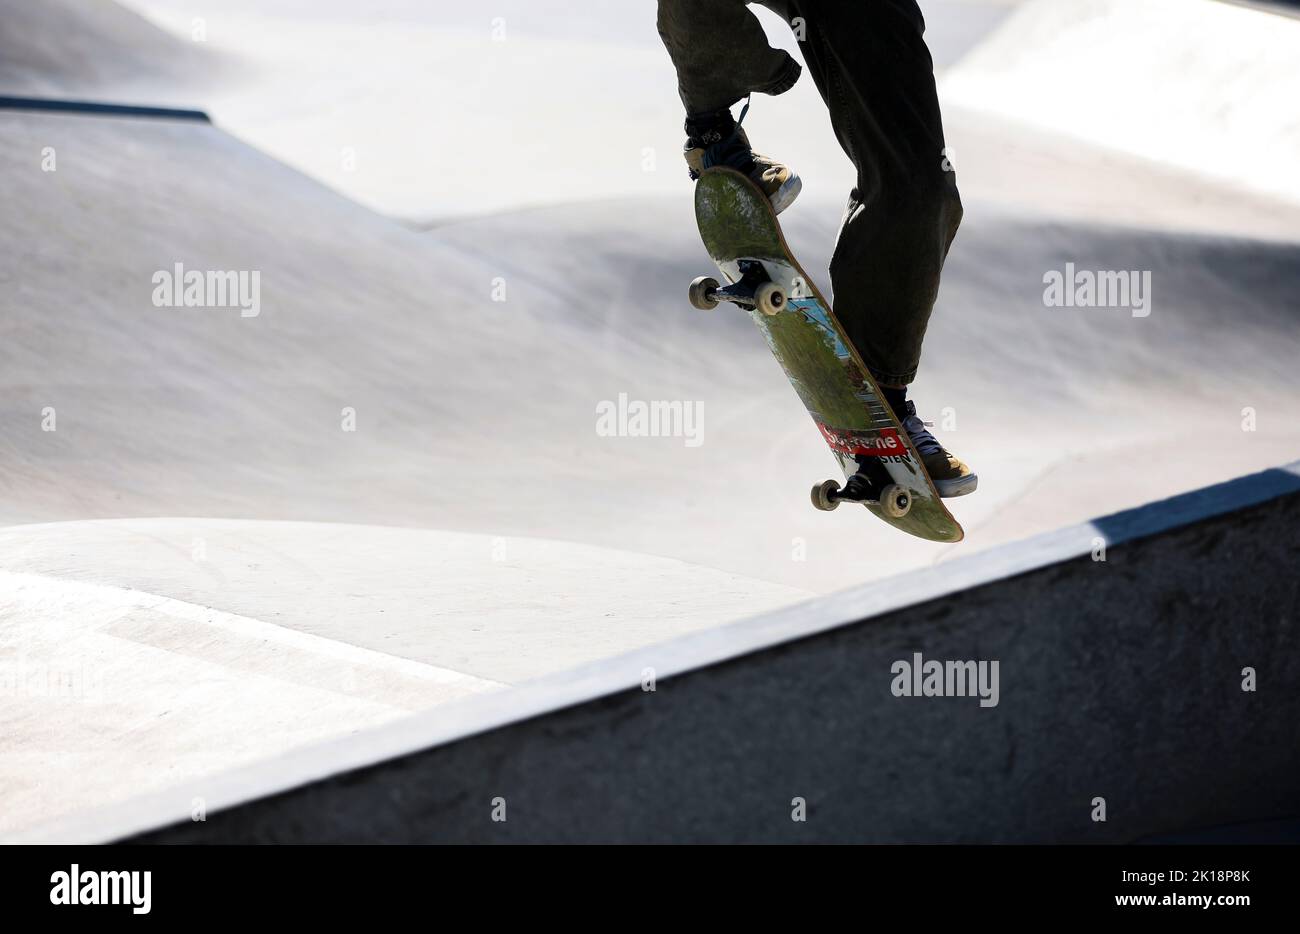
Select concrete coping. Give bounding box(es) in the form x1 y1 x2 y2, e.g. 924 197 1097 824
0 96 208 121
16 459 1300 843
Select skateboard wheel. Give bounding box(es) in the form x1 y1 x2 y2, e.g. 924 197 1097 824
754 281 785 316
880 484 912 519
811 479 841 511
688 276 720 310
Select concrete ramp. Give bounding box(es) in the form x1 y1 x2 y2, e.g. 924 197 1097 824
0 518 807 838
0 0 221 99
942 0 1300 205
5 1 1300 843
17 461 1299 843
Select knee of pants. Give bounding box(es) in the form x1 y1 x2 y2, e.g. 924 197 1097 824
904 172 963 244
939 184 963 242
859 157 962 225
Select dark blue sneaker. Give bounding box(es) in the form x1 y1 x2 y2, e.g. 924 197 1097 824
683 106 801 214
897 400 977 497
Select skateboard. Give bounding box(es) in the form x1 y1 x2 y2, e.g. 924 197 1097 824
689 166 963 543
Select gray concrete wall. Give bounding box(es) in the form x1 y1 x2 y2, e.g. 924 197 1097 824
115 465 1300 843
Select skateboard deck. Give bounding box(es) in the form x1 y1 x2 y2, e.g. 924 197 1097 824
691 166 963 543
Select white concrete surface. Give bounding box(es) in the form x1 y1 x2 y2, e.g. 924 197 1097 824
942 0 1300 206
0 0 220 99
0 518 807 836
0 564 499 840
105 0 1016 220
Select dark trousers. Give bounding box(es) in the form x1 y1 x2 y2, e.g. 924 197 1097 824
657 0 962 385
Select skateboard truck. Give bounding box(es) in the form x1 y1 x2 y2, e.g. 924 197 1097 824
689 261 786 316
811 476 913 519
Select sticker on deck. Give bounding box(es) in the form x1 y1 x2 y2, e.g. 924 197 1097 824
817 423 908 457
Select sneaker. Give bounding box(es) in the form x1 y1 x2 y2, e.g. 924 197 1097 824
683 107 801 214
895 400 978 498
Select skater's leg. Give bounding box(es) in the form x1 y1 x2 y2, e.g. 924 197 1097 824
657 0 804 213
786 0 962 387
784 0 973 495
657 0 802 114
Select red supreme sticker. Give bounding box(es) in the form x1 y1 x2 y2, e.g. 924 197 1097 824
817 423 907 457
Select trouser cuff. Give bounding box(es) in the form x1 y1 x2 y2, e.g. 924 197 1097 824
869 369 917 388
755 56 802 97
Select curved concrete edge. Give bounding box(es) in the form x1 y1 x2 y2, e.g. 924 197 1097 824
0 96 208 121
14 460 1300 843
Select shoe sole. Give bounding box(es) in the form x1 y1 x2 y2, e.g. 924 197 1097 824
770 175 802 215
935 473 978 498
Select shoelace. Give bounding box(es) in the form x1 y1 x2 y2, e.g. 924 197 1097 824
700 95 754 173
899 401 945 457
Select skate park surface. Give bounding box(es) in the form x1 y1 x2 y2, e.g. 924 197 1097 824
2 0 1298 839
